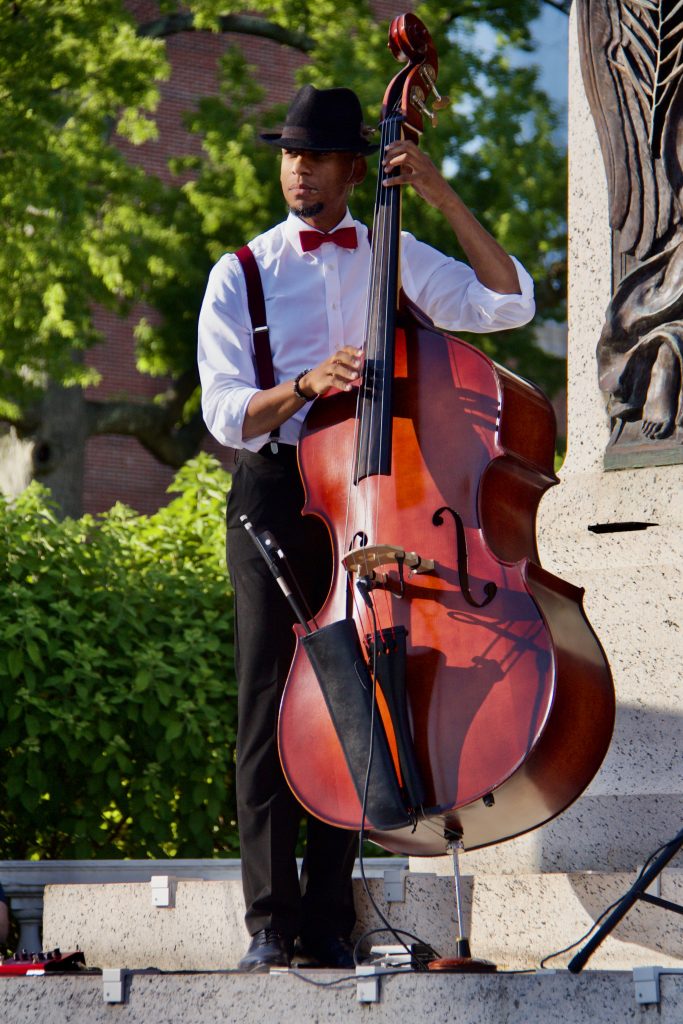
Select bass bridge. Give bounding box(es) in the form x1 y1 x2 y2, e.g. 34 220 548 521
343 543 435 596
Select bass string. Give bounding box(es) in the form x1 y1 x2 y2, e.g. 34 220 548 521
375 114 401 555
372 114 401 645
346 113 401 555
344 114 401 640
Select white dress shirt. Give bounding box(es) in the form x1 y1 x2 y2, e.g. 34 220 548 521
198 210 535 452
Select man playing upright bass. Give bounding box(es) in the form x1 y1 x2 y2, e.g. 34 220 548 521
198 84 535 972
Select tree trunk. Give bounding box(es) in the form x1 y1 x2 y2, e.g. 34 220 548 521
27 385 87 518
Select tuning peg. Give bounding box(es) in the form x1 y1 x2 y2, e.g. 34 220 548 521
415 98 437 126
419 67 451 111
428 80 450 111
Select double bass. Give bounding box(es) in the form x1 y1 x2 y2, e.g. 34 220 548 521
277 14 615 857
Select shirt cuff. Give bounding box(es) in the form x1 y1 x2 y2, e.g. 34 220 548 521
467 256 535 328
202 384 269 451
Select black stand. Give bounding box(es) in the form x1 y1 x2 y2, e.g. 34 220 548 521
568 826 683 973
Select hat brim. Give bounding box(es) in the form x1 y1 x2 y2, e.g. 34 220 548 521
259 131 379 155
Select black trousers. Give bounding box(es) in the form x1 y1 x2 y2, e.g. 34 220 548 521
226 444 357 942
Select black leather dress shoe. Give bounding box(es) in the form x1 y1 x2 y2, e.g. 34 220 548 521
296 934 356 969
238 929 293 972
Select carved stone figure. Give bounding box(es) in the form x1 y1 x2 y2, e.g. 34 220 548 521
578 0 683 465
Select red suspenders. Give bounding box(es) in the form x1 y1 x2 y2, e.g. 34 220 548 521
235 245 275 390
234 228 367 449
234 244 279 445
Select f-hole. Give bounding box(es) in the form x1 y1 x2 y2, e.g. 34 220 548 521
346 531 370 616
433 506 497 608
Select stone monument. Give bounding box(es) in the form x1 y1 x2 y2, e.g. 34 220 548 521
579 0 683 468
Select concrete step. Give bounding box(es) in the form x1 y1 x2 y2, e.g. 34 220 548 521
1 966 682 1024
41 869 683 972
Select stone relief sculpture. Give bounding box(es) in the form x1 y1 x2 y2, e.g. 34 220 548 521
578 0 683 466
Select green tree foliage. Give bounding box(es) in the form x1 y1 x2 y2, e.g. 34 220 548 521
0 0 180 420
0 0 568 457
0 454 236 858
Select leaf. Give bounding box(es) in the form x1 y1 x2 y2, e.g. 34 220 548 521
99 720 114 741
142 699 159 726
19 788 40 813
165 720 183 743
7 649 23 679
26 640 44 669
133 668 152 692
155 682 172 707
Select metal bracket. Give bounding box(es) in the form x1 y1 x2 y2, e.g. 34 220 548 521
356 965 381 1003
633 967 683 1006
634 966 661 1005
150 875 177 908
102 968 128 1004
383 867 407 903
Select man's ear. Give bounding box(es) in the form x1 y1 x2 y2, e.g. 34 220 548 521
352 156 368 185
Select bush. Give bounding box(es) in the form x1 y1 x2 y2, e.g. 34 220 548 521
0 454 237 859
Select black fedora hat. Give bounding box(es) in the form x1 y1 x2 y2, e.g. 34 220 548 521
260 85 378 154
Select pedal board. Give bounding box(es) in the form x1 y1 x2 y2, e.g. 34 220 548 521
0 949 86 975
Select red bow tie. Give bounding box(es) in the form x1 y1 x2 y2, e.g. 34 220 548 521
299 227 358 253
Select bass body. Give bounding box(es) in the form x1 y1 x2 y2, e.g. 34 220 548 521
278 307 614 855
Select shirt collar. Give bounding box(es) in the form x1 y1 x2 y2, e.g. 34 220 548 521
285 209 357 256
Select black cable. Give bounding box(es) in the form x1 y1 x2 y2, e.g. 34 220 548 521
352 578 438 972
289 964 419 991
539 895 624 970
359 925 440 963
288 969 358 989
539 831 683 969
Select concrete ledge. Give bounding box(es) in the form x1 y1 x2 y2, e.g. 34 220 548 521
0 857 404 953
0 968 682 1024
41 870 683 972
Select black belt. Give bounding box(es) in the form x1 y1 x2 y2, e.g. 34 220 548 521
235 442 298 464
